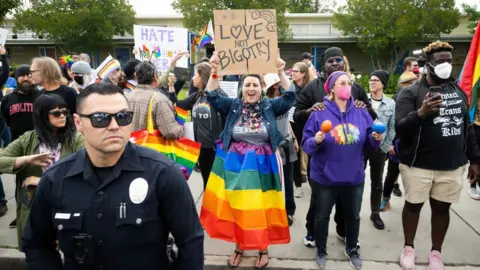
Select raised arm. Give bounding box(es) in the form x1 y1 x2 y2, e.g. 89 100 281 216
205 51 235 115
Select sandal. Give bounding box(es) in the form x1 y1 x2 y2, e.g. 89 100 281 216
255 250 269 269
227 249 243 268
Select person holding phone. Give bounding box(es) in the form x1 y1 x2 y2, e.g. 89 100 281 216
395 41 480 270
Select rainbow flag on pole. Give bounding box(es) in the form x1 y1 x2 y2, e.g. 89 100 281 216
458 20 480 122
96 55 121 81
195 21 214 49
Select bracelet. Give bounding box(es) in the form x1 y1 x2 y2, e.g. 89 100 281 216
211 73 220 79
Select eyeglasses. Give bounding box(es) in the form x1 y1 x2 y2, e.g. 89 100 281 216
335 81 353 87
369 79 381 83
30 70 40 74
78 111 133 128
326 57 344 64
49 109 69 118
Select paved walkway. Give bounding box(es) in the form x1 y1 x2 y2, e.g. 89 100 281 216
1 166 480 269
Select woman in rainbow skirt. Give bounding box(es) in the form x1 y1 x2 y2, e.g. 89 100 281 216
200 51 295 269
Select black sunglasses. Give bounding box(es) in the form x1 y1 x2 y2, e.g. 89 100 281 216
49 109 69 118
78 111 133 128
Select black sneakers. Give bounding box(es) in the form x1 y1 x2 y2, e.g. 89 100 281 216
370 213 385 230
0 203 7 217
393 183 402 197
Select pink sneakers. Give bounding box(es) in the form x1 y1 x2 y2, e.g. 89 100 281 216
400 246 416 270
428 250 444 270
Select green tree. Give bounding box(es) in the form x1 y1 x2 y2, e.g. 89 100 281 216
332 0 460 73
288 0 314 13
0 0 21 25
172 0 292 41
462 4 480 34
13 0 135 52
313 0 337 13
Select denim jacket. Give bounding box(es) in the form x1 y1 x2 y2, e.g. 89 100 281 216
367 93 396 153
206 83 296 151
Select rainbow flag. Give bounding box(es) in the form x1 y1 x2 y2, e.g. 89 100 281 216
200 142 290 250
130 96 201 180
96 55 121 81
459 20 480 122
196 21 214 49
175 106 188 126
124 81 136 92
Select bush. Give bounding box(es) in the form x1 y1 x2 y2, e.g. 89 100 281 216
356 74 400 95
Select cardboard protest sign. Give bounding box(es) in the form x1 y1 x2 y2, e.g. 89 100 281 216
213 9 278 75
134 25 189 72
0 28 8 46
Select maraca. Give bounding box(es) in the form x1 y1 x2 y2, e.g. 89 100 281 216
372 122 386 134
321 120 332 133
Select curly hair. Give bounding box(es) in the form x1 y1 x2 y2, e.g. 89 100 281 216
423 41 454 61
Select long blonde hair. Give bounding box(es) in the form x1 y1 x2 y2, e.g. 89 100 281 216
343 55 356 81
32 57 68 86
292 62 310 87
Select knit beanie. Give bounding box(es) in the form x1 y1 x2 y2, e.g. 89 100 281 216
370 70 389 88
324 47 344 61
15 65 31 79
324 71 349 94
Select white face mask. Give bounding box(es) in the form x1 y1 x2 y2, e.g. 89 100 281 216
433 62 452 79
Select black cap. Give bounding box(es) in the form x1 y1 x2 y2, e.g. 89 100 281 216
123 59 142 79
324 47 344 61
15 65 31 80
301 52 313 60
371 70 389 88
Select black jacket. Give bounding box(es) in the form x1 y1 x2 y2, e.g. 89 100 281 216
395 78 480 166
294 73 376 127
22 143 204 270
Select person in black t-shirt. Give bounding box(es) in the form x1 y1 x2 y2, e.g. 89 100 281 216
395 41 480 270
30 57 77 114
1 65 41 142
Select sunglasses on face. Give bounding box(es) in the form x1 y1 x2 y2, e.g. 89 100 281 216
49 109 69 118
78 111 133 128
327 57 344 64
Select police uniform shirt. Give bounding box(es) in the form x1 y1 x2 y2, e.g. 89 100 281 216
22 142 204 270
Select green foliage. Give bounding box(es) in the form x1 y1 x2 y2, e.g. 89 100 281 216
13 0 135 52
356 73 401 95
172 0 292 41
332 0 460 73
288 0 314 13
462 4 480 34
0 0 21 25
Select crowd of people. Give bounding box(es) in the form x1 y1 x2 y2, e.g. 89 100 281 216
0 39 477 270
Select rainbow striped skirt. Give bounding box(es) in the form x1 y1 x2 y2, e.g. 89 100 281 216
200 141 290 250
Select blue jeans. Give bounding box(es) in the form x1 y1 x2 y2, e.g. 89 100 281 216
312 181 365 251
283 147 295 216
1 127 11 147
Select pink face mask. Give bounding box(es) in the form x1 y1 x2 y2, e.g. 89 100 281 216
335 85 352 100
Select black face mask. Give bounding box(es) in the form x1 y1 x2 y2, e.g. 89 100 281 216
74 76 84 85
427 63 449 85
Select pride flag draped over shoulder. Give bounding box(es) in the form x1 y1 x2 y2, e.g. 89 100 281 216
130 96 201 180
458 20 480 122
200 142 290 250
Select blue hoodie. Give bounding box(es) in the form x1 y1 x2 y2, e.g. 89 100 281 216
302 98 380 186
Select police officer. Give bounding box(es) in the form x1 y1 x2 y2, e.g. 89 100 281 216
22 83 204 270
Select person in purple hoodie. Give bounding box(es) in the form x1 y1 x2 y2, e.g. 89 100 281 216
302 71 383 269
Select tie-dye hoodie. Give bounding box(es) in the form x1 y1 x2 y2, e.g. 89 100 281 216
302 98 380 186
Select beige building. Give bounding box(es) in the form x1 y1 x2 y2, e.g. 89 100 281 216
2 13 474 76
